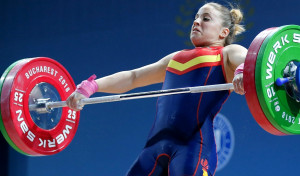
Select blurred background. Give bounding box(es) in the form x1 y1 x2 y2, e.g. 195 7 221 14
0 0 299 175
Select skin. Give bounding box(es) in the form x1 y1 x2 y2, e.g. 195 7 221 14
67 4 247 111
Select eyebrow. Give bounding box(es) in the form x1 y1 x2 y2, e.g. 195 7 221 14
195 12 212 18
201 12 212 17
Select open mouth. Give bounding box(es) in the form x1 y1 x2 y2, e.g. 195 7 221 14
192 28 201 33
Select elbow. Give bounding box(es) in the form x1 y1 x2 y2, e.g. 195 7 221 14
114 70 137 93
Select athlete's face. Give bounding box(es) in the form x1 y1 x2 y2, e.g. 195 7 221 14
190 4 228 47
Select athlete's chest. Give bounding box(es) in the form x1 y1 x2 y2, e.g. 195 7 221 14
166 47 223 76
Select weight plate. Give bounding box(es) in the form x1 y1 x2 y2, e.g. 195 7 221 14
255 25 300 134
0 59 31 155
244 27 287 135
1 57 79 155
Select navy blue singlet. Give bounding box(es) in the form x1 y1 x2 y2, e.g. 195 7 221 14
127 47 231 176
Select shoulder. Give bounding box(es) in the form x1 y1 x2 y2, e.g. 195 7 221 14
223 44 247 65
168 50 182 58
159 50 181 64
222 44 247 56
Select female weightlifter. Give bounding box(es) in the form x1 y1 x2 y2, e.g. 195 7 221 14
67 2 247 176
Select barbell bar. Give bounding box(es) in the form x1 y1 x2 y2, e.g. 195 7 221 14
29 83 234 112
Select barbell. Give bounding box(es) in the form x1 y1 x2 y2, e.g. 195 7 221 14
1 25 300 156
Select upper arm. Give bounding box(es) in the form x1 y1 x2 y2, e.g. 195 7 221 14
131 51 180 88
223 44 248 82
225 44 248 69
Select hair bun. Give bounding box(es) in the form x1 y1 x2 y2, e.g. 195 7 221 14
230 9 243 24
230 9 245 35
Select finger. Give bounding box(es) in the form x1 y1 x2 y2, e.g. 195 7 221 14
66 93 74 108
70 99 81 111
239 79 245 95
233 79 243 95
68 95 78 110
237 84 245 95
237 77 245 94
76 104 83 111
76 99 83 111
233 78 239 93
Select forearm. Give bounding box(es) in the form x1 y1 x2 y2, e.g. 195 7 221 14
95 71 137 94
67 70 138 111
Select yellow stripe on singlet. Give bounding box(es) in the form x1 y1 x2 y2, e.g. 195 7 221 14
167 54 221 71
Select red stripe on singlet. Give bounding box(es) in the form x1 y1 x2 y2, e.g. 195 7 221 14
148 154 171 176
193 66 213 176
211 92 231 176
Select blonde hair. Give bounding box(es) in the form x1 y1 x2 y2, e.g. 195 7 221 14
207 2 245 46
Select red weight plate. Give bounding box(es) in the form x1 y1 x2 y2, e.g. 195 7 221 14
0 59 31 155
1 57 79 155
1 59 41 155
244 27 287 136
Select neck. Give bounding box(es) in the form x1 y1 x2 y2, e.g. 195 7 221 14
194 40 225 48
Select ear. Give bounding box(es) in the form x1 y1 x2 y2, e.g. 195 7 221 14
219 28 230 39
